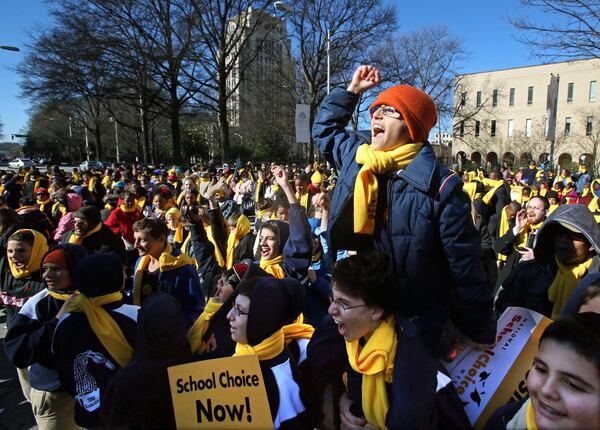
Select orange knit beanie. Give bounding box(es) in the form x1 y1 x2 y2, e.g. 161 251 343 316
370 85 437 143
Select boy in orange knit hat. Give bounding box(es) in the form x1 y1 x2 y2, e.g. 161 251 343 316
312 65 496 429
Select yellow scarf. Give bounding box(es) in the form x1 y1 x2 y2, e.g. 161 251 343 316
8 229 48 279
481 178 504 205
296 191 310 212
132 244 195 305
188 298 222 354
256 208 270 220
526 400 538 430
260 255 285 279
207 225 225 268
353 143 423 234
255 179 265 202
548 204 559 215
47 290 72 300
282 314 314 345
226 215 251 269
548 257 593 319
136 197 147 212
346 316 397 429
234 329 285 361
66 292 134 368
37 197 52 212
88 176 96 192
513 221 544 251
120 204 137 213
68 222 103 245
462 182 477 201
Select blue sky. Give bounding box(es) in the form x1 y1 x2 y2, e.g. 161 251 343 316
0 0 550 140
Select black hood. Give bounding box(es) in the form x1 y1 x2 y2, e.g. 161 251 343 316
534 204 600 264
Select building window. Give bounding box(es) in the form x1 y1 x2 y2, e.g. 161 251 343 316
476 91 482 107
590 81 597 102
565 117 572 136
508 119 514 137
587 116 593 136
492 89 498 107
527 86 534 105
509 88 515 106
460 92 466 107
525 119 532 137
567 82 574 103
491 120 496 137
459 121 465 137
475 120 480 137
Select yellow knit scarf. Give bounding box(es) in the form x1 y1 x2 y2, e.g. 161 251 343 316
66 291 134 368
226 215 251 269
354 143 423 234
346 316 397 429
548 257 593 319
296 191 310 212
68 222 103 245
132 244 195 305
47 290 72 301
234 329 285 361
188 298 223 354
259 255 285 279
282 314 314 345
8 229 49 279
37 197 52 212
255 179 264 202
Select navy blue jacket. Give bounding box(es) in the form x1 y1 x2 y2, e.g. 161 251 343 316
312 89 496 343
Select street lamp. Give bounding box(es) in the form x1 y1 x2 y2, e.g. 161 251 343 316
0 45 20 52
109 117 120 163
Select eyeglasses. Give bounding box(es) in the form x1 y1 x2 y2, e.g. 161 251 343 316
232 305 248 317
328 295 368 312
369 104 401 118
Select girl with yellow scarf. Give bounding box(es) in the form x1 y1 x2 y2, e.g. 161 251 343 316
0 229 48 329
227 276 311 428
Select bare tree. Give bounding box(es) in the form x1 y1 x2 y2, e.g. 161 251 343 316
574 106 600 174
510 0 600 60
282 0 397 162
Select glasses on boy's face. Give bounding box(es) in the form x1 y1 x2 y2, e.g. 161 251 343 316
328 295 368 312
232 304 248 317
369 104 401 119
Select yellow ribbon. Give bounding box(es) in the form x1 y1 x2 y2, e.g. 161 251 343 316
353 143 423 235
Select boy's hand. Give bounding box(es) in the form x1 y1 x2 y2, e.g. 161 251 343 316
347 65 381 95
271 165 289 188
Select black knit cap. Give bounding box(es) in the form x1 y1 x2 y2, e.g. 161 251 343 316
245 276 305 346
74 252 124 297
73 205 102 228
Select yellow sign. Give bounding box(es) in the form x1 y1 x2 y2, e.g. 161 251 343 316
168 355 273 429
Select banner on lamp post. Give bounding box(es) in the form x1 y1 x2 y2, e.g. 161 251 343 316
295 104 310 144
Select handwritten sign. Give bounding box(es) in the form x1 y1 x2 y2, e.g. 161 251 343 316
168 355 273 429
444 307 552 429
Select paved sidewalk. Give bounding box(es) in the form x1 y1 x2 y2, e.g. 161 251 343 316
0 309 37 430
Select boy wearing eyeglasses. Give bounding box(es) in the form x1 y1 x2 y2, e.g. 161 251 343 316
312 65 496 428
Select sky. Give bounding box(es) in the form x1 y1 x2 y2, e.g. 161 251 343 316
0 0 552 141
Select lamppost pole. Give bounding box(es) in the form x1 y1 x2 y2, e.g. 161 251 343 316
110 117 120 163
68 116 73 164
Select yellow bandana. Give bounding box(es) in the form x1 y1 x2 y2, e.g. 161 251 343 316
548 257 593 319
188 298 222 354
234 329 285 361
353 143 423 234
226 215 251 269
259 255 285 279
7 229 49 279
68 222 103 245
346 316 397 429
66 292 134 368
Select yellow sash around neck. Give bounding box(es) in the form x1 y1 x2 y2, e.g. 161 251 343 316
188 298 222 354
354 143 423 235
548 256 593 319
234 329 285 361
8 229 48 279
68 222 103 245
65 291 134 368
346 315 397 430
259 255 285 279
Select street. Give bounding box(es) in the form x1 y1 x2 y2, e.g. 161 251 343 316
0 308 36 430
